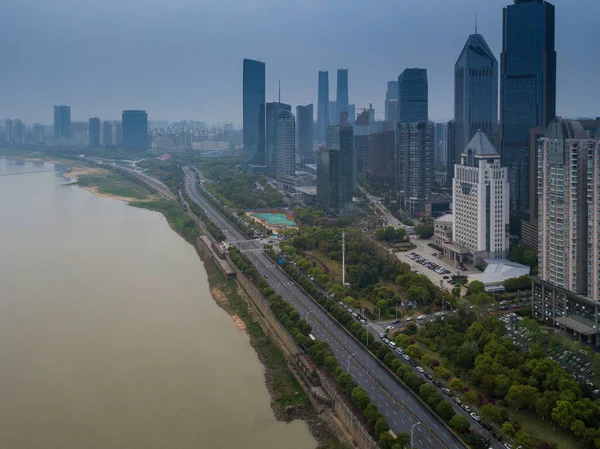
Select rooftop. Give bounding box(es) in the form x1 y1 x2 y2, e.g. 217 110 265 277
461 130 498 157
469 259 530 288
435 213 453 224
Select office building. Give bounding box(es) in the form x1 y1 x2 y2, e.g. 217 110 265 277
266 102 291 176
532 118 600 346
336 69 349 124
328 101 337 128
122 110 148 150
115 122 123 146
396 121 434 216
397 69 428 123
316 125 355 215
243 58 266 170
103 121 113 146
450 131 509 265
316 71 329 142
500 0 556 219
452 32 498 184
296 104 314 160
12 120 25 144
385 81 399 121
275 109 296 189
4 119 13 143
89 118 100 148
366 130 396 187
435 122 448 166
32 123 45 144
54 105 72 140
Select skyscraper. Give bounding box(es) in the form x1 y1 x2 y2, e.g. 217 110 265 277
396 121 434 216
316 125 355 215
500 0 556 218
434 122 448 166
532 119 600 342
336 69 349 125
122 110 148 150
243 58 266 170
4 119 13 143
54 105 71 139
452 32 498 184
385 81 399 121
397 69 428 123
316 71 329 142
275 109 296 189
296 104 314 160
88 117 100 148
114 122 123 146
266 102 291 176
103 121 113 146
366 130 396 187
452 131 509 265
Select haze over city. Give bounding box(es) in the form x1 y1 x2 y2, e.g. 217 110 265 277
1 0 598 125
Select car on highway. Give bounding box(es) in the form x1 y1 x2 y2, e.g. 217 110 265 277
441 388 451 395
395 348 404 355
453 396 462 405
462 405 472 413
416 366 424 373
383 338 390 344
402 354 411 361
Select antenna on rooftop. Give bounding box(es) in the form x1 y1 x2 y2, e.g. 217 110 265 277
475 13 478 34
278 80 281 104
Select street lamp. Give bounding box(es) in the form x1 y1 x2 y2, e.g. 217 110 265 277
347 352 357 374
410 421 421 448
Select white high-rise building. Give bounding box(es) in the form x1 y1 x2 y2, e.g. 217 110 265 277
451 131 509 265
275 109 296 189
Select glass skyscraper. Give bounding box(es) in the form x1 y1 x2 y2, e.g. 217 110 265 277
336 69 349 125
122 110 148 150
500 0 556 217
316 71 329 142
296 104 314 160
88 117 100 148
53 105 71 139
385 81 399 121
243 58 266 169
266 102 291 176
397 69 428 123
452 33 498 184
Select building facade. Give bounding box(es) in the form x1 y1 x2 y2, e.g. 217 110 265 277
316 71 329 142
89 117 100 148
385 81 399 121
452 33 498 185
266 102 291 176
296 104 314 161
122 110 148 150
317 146 339 214
54 105 71 140
397 69 428 123
500 0 556 218
366 130 396 186
243 58 266 169
103 121 113 146
275 109 296 189
451 131 509 265
396 121 434 216
336 69 349 125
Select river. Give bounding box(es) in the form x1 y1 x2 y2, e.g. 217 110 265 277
0 157 317 449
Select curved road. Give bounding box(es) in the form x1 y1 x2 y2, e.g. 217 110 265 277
183 167 469 449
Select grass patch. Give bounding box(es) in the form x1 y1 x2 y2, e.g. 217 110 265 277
511 410 584 449
131 200 200 244
305 250 342 283
77 172 151 200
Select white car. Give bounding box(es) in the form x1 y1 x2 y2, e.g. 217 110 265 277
402 354 411 361
416 366 425 373
383 338 390 344
470 412 481 422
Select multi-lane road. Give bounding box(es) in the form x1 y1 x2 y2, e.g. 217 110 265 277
182 167 476 449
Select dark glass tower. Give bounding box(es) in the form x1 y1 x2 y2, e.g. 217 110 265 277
316 71 329 141
243 58 266 169
452 33 498 184
122 110 148 150
397 69 428 123
88 117 100 148
296 104 314 159
53 105 71 139
336 69 349 125
385 81 399 121
500 0 556 217
266 102 291 176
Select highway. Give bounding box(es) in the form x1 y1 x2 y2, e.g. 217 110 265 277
183 167 470 449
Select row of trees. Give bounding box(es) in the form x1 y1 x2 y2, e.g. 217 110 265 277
182 192 226 241
375 226 407 243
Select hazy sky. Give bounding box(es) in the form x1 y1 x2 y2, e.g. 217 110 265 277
1 0 598 126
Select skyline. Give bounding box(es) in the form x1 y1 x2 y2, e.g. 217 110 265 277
1 0 598 125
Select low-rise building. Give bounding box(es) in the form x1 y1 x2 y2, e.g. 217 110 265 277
433 214 453 250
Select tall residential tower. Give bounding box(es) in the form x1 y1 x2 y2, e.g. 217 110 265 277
316 71 329 142
243 58 266 170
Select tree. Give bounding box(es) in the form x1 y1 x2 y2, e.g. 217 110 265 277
363 402 380 426
331 284 345 298
421 354 432 368
468 281 486 295
406 286 431 305
375 299 389 315
501 422 516 438
396 432 411 448
342 296 356 308
415 222 434 239
419 383 437 402
375 417 390 434
513 430 538 449
449 415 470 434
337 373 352 390
378 432 395 449
449 378 465 392
434 366 451 380
406 345 422 360
507 385 539 410
325 356 338 372
463 390 478 405
375 227 386 241
452 287 462 298
436 401 455 421
552 400 575 430
384 352 396 367
395 334 411 349
351 387 370 410
480 404 505 425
